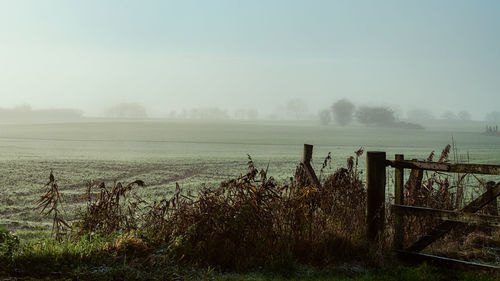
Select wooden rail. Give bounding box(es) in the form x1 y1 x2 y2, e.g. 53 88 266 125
397 251 500 271
382 152 500 270
387 159 500 175
392 204 500 227
299 146 500 270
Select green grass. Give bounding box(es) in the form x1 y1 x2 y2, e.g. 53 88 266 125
214 264 499 281
1 229 498 281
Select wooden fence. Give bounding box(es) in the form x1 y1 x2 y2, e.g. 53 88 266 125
298 144 500 270
366 151 500 270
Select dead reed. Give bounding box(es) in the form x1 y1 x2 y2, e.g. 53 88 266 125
394 144 500 263
39 145 499 270
75 179 145 236
63 152 369 270
36 171 70 241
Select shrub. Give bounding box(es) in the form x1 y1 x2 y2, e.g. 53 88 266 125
0 225 20 258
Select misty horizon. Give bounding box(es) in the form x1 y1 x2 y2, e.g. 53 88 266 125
1 0 499 121
0 101 495 125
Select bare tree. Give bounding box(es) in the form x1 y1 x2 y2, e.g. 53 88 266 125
485 111 500 122
106 103 148 118
286 99 308 120
406 108 435 122
458 110 471 121
318 109 331 125
441 111 457 120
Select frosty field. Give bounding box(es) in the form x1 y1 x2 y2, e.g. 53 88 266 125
1 119 499 231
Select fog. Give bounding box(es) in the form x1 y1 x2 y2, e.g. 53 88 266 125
1 0 499 120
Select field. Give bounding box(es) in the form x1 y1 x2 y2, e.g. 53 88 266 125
1 119 500 231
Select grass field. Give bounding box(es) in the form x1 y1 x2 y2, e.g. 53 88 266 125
1 119 500 231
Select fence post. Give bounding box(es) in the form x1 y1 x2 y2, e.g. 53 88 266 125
301 144 321 188
302 144 314 163
394 154 404 250
367 151 386 242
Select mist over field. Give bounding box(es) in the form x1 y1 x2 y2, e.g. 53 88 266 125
1 1 500 278
1 0 500 120
1 0 499 225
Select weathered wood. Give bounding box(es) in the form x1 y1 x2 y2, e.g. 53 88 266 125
302 144 314 163
301 144 321 188
387 159 500 175
405 182 500 252
397 250 500 271
463 182 500 212
394 154 405 250
486 181 499 216
367 151 386 242
392 204 500 227
302 163 321 188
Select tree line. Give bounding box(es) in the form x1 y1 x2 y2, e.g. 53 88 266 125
319 99 423 129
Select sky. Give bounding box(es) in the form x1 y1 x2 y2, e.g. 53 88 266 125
0 0 499 119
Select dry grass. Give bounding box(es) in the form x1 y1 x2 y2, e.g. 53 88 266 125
74 179 145 236
390 145 500 264
62 153 369 270
33 146 500 270
36 171 71 241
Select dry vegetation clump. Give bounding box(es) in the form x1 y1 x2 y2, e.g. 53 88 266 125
36 171 71 241
174 154 368 269
397 145 500 263
35 146 498 271
65 153 369 270
320 148 366 238
402 145 459 247
74 179 145 236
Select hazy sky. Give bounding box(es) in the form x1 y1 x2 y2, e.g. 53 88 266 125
0 0 499 118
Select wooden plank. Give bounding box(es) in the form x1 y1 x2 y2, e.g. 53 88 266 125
366 151 386 242
450 164 500 175
463 182 500 212
392 204 500 227
387 160 500 175
397 250 500 271
405 182 500 252
387 159 449 171
394 154 405 250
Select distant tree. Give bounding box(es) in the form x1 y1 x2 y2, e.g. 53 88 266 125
234 108 259 120
458 110 471 121
187 107 229 120
0 104 82 122
485 111 500 122
355 106 396 126
441 111 457 120
406 108 435 121
286 99 308 120
106 103 148 118
318 109 332 125
246 109 258 120
331 99 355 126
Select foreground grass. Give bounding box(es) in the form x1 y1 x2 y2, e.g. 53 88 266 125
1 232 498 281
2 263 499 281
0 228 498 281
215 264 498 281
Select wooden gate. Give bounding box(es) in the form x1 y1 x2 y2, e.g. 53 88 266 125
366 152 500 270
